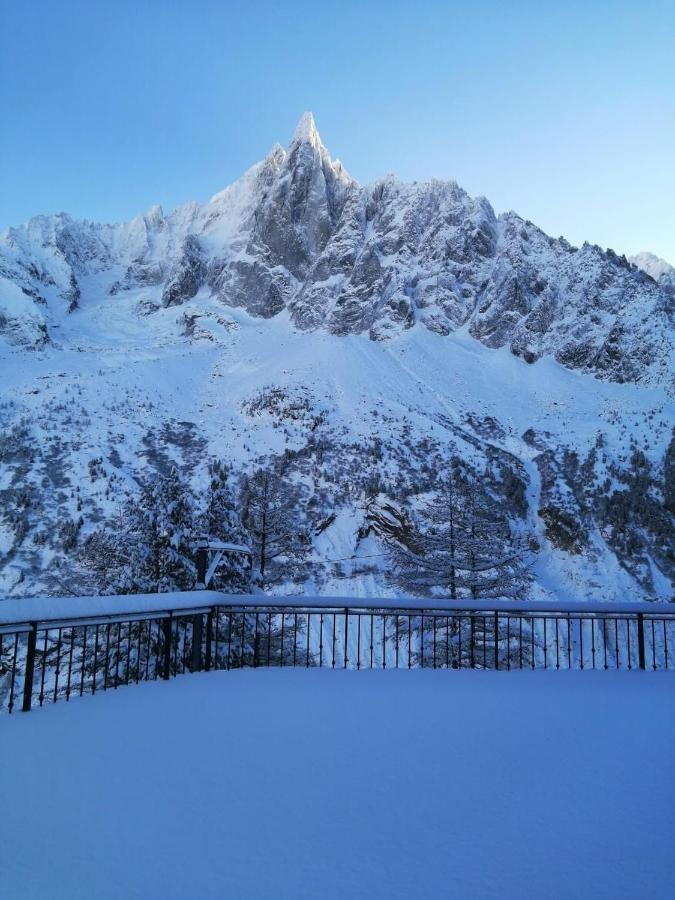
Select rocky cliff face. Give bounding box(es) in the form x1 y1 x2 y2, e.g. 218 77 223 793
1 114 672 387
0 115 672 602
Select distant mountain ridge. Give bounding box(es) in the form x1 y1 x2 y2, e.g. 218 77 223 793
1 113 672 388
630 251 675 297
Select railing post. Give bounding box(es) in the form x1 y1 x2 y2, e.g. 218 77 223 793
494 612 499 670
163 616 172 680
196 542 208 589
637 614 646 671
344 608 349 669
205 609 214 672
22 623 38 712
191 614 203 672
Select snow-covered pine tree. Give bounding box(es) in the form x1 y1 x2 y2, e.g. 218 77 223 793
240 465 310 590
127 467 196 593
387 466 532 667
197 459 250 591
79 467 196 595
389 467 530 602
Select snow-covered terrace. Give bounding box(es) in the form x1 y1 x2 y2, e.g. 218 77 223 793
2 668 674 899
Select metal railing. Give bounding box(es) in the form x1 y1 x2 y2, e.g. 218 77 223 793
1 595 673 714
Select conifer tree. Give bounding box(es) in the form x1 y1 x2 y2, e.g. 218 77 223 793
240 465 310 590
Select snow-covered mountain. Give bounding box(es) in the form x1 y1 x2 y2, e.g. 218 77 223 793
0 114 673 602
630 251 675 298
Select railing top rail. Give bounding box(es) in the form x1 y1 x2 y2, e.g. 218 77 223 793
0 590 672 629
0 591 224 628
211 595 675 616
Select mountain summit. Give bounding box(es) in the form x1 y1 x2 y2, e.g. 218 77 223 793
0 115 672 387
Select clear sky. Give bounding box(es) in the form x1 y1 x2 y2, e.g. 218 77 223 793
1 0 673 262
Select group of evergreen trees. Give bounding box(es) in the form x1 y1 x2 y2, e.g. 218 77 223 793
76 454 530 601
78 459 310 596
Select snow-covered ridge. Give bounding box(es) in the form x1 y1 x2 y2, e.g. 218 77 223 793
0 114 672 389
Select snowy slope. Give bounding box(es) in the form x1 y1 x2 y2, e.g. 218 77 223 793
0 115 673 602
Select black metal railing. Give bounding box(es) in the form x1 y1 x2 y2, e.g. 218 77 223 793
1 595 673 714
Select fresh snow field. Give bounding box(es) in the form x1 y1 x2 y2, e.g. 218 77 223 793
2 670 674 899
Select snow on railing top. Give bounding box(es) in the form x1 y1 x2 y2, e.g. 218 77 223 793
0 590 673 627
0 591 225 627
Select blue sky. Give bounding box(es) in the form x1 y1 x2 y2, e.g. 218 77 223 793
1 0 673 261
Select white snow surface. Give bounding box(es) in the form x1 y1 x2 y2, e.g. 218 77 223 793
1 669 674 899
1 304 672 601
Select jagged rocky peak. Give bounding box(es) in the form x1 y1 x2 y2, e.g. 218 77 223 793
0 114 673 389
290 110 323 149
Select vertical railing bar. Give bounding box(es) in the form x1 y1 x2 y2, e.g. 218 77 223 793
162 617 172 680
280 612 286 667
626 618 632 670
267 612 272 668
54 627 63 703
306 613 311 668
382 614 386 670
227 611 233 669
21 624 37 713
135 622 142 683
555 617 560 670
114 622 122 687
332 613 337 668
664 620 669 670
9 633 20 714
80 625 88 695
204 610 213 673
154 620 162 680
356 614 361 670
39 628 48 706
408 615 412 669
637 614 646 671
482 615 487 670
650 619 656 671
142 620 150 681
125 622 132 684
241 610 246 668
91 624 100 693
344 609 349 669
104 623 111 690
494 612 499 671
542 617 547 670
213 609 220 670
65 627 74 701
